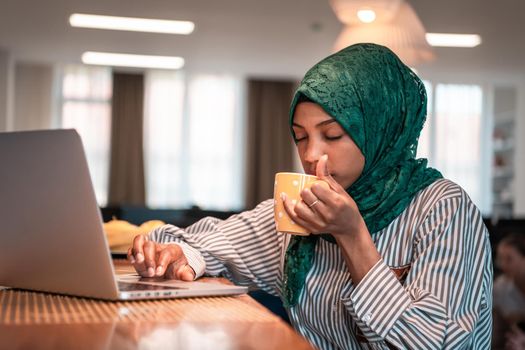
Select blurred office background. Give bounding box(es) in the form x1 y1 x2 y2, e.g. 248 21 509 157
0 0 524 221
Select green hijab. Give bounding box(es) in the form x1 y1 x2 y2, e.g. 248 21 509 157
282 43 442 307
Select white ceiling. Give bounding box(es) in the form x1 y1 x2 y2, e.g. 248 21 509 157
1 0 524 78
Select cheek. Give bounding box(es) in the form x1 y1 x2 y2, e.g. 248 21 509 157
339 149 365 175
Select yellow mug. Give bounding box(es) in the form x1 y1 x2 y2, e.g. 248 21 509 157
273 172 328 235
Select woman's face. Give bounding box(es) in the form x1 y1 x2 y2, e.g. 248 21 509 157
497 242 525 279
292 102 365 189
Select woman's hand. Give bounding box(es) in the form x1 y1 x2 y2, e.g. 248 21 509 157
282 154 365 237
127 234 195 281
282 154 380 284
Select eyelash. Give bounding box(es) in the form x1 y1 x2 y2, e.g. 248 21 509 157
326 135 343 141
295 135 343 142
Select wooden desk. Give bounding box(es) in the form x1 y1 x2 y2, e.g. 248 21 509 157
0 263 313 350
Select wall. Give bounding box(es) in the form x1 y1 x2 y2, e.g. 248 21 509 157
0 49 14 132
514 78 525 216
13 62 55 131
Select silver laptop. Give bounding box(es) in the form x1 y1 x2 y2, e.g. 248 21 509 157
0 129 248 300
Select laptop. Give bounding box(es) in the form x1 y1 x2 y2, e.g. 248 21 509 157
0 129 248 300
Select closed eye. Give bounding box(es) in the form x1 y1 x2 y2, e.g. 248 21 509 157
325 135 343 141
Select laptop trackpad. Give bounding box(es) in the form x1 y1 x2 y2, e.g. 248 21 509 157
117 274 193 289
117 281 184 291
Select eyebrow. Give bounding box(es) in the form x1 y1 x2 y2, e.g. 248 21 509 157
292 119 337 128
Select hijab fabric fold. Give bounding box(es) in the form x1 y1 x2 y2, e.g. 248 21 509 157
282 43 442 308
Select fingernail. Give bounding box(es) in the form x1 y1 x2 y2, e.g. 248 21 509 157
136 253 144 262
147 267 154 276
156 266 163 275
130 257 136 264
280 192 287 201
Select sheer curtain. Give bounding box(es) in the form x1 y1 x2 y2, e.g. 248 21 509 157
143 70 185 208
186 75 244 210
417 82 484 210
144 71 244 210
434 84 483 207
60 65 112 206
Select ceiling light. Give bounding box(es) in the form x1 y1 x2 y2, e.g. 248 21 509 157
69 14 194 35
330 0 402 25
425 33 482 48
333 2 434 66
357 9 376 23
81 52 185 70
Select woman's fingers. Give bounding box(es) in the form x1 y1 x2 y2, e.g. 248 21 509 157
310 181 343 222
177 264 196 281
143 241 157 277
128 235 194 280
315 154 345 193
165 257 194 281
131 234 147 262
129 235 149 274
282 192 324 233
155 246 173 276
154 244 186 277
127 247 134 263
300 187 331 224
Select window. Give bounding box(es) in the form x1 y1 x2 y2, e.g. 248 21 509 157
144 72 244 210
59 66 244 210
417 82 485 212
60 65 112 206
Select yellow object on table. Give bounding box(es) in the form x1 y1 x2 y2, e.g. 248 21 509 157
103 219 165 253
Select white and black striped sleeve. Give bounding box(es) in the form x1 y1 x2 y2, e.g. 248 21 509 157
340 190 492 349
175 241 207 278
148 199 284 296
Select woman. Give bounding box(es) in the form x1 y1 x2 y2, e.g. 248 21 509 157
129 43 493 349
492 234 525 349
494 233 525 324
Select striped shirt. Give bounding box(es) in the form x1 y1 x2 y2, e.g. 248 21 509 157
150 179 493 349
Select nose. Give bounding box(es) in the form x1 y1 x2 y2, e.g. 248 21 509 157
302 138 324 169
